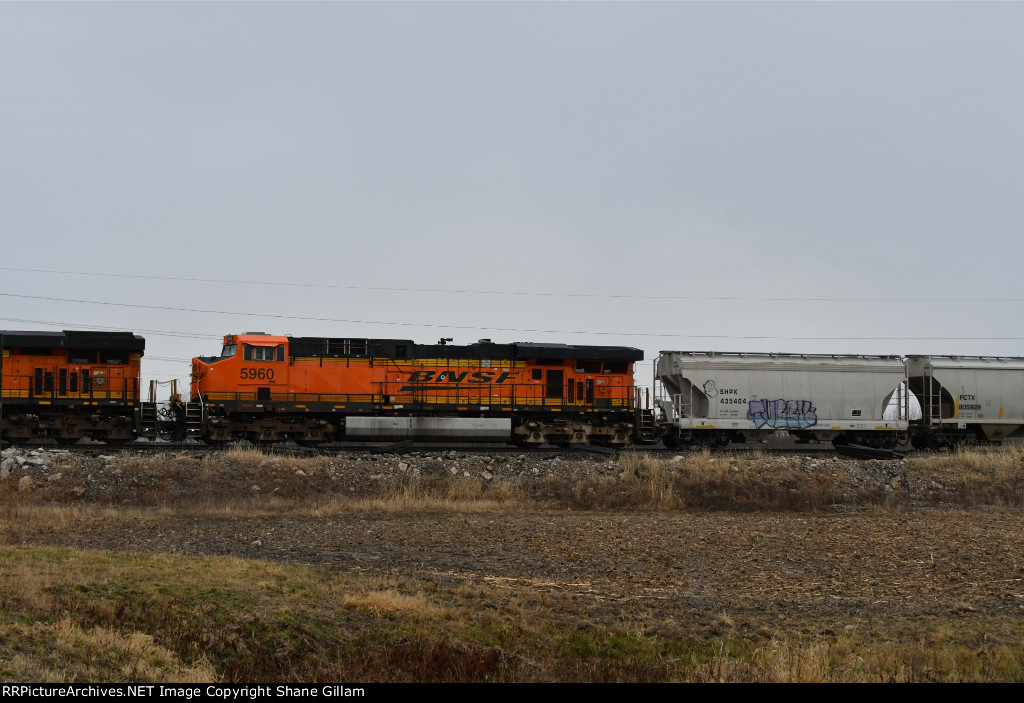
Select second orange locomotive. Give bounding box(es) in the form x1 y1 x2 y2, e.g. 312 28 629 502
188 333 650 446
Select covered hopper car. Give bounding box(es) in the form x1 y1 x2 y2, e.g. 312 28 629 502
906 355 1024 448
654 351 909 449
655 351 1024 450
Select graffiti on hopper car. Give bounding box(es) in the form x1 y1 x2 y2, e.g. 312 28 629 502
747 399 818 429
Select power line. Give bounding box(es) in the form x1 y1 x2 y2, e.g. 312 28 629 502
4 293 1023 342
1 266 1021 304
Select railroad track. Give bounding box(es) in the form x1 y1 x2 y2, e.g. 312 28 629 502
4 439 850 458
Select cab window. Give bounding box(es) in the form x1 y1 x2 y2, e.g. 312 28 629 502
221 344 238 358
243 344 285 362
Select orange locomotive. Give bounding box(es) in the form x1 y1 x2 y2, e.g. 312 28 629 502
0 330 144 445
187 333 651 446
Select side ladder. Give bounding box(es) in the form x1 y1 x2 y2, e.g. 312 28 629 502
634 386 658 444
183 401 205 439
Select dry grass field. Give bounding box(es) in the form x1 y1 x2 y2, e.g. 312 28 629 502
2 444 1024 682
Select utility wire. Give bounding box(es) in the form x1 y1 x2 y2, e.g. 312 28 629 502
3 293 1023 342
1 266 1021 304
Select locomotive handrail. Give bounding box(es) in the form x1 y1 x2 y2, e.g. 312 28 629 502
198 381 637 410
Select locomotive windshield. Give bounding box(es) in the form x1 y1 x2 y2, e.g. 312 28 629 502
220 344 238 358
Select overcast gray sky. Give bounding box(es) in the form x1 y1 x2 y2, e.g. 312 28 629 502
2 1 1023 389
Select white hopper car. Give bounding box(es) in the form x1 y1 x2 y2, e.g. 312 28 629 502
655 352 908 449
906 355 1024 449
655 351 1024 450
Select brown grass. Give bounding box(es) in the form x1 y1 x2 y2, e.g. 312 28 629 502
4 439 1024 683
2 542 1023 682
903 444 1024 508
5 444 1024 516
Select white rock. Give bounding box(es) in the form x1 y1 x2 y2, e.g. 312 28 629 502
17 476 33 491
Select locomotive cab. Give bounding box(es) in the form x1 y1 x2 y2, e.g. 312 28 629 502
191 333 289 402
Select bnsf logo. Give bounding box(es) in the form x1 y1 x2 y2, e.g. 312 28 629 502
400 370 518 391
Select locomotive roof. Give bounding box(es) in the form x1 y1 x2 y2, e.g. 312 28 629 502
0 330 145 352
287 336 643 361
658 350 903 359
513 342 644 361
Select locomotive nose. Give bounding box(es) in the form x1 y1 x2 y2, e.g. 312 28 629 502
191 357 212 386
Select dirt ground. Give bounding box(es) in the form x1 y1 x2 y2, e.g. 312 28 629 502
19 504 1024 643
5 447 1024 645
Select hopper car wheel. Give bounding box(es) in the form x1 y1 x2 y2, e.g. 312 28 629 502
700 432 730 450
952 434 980 451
